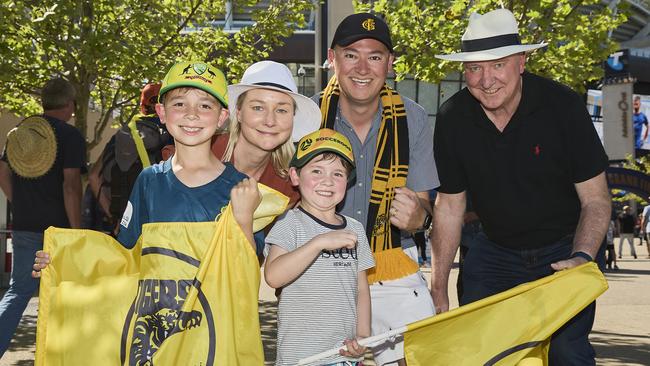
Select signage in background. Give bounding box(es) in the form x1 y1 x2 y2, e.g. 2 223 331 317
587 89 650 160
602 81 634 160
604 49 629 78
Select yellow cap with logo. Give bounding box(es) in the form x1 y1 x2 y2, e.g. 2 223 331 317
159 61 228 107
290 128 356 183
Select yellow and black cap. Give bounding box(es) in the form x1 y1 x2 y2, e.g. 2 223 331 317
290 128 356 184
159 61 228 107
331 13 393 52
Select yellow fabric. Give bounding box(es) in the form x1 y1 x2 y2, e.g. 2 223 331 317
36 183 288 366
403 263 608 365
366 247 420 284
35 229 141 365
128 116 152 168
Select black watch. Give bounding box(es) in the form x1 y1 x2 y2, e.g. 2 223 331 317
421 212 433 232
570 251 593 262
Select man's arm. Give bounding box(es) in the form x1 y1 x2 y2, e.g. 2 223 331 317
390 189 431 232
551 172 611 270
63 167 82 228
0 161 12 203
87 152 111 217
429 191 466 313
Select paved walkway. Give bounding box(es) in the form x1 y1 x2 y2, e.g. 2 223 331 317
1 239 649 365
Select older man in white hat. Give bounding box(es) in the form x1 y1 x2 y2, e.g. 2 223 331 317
430 8 610 364
0 78 86 356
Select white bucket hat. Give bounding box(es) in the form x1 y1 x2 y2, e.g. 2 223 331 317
436 8 546 62
228 61 321 142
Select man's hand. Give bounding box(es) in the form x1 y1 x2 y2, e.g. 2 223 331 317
430 288 450 314
390 187 427 232
550 256 588 271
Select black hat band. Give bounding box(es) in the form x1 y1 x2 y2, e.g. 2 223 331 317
253 82 292 92
461 33 521 53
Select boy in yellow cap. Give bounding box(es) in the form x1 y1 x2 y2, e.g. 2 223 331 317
264 128 375 366
34 61 260 255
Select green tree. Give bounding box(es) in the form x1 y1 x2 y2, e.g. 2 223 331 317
0 0 314 151
355 0 627 92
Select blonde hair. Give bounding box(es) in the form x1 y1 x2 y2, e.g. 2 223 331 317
221 90 295 179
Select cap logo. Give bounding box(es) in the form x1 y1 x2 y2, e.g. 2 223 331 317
362 18 375 31
192 63 207 75
300 138 313 151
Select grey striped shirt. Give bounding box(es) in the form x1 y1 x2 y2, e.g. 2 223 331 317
266 208 375 366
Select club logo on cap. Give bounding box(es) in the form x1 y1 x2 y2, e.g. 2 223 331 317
362 18 375 31
300 138 313 151
193 63 207 75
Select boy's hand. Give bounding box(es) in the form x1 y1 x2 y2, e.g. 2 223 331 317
32 250 50 278
231 177 261 230
339 338 366 358
311 230 357 251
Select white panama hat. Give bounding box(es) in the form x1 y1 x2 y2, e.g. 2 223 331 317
228 61 321 142
436 8 546 62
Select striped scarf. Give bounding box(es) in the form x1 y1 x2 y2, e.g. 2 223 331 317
319 76 419 283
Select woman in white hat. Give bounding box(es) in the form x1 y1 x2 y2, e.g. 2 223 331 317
212 61 320 208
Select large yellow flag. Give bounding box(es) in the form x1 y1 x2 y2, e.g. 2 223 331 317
36 184 288 366
403 262 608 365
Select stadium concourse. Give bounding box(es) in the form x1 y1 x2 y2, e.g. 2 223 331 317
1 242 649 365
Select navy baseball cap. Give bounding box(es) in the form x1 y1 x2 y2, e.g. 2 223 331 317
331 13 393 52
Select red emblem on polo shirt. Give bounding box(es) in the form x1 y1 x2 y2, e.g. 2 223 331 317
532 144 541 156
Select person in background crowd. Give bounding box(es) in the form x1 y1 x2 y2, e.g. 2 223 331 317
633 95 648 149
86 83 171 234
617 206 637 259
640 200 650 258
0 77 86 356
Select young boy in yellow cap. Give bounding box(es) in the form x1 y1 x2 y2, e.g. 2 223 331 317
34 61 260 258
264 128 375 366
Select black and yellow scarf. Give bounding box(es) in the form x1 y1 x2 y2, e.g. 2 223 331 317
319 76 419 283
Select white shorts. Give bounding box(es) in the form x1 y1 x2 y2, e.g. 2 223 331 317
369 270 435 366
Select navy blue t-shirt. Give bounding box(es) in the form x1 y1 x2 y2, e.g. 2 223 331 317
117 159 247 249
1 115 86 232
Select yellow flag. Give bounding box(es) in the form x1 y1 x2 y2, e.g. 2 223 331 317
35 229 142 365
36 183 288 366
403 263 608 365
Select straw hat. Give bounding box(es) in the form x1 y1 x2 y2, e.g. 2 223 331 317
436 8 546 62
6 116 57 178
228 61 321 142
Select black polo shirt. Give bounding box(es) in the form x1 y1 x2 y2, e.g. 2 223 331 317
434 72 608 249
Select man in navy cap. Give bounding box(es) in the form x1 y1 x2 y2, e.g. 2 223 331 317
316 12 438 366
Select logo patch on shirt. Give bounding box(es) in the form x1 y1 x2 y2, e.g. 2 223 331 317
532 144 542 156
121 201 133 228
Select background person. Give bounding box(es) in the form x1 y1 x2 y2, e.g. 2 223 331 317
0 78 86 356
633 95 648 149
641 199 650 258
617 205 637 259
86 83 171 234
317 13 438 366
430 9 610 364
